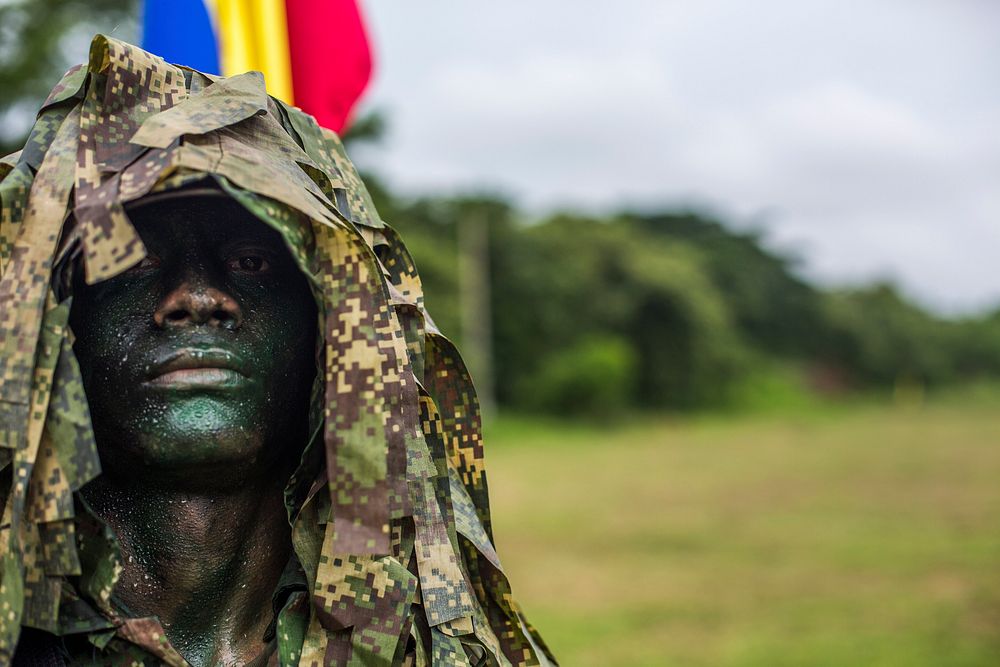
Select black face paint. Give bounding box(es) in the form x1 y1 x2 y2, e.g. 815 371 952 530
70 193 317 490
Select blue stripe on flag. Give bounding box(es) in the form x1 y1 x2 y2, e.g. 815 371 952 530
141 0 220 74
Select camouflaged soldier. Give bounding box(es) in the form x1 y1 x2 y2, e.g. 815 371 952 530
0 35 555 666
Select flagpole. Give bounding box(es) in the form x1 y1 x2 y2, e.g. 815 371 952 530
459 208 497 420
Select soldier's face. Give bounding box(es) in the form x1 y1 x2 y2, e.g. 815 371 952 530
70 195 317 487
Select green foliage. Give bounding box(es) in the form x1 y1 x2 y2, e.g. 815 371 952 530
366 174 1000 414
947 309 1000 378
621 229 747 408
340 110 387 149
517 335 636 417
629 212 825 357
726 360 825 414
821 284 957 386
491 214 750 411
0 0 138 154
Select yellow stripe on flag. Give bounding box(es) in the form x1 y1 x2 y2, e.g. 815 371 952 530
215 0 294 104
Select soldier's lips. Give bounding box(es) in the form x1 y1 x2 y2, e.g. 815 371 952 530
145 348 249 389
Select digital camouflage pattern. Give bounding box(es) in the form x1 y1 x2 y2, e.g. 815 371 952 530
0 35 556 666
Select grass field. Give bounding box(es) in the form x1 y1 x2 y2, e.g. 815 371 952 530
483 397 1000 666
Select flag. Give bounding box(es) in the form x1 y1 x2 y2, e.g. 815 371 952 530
141 0 373 132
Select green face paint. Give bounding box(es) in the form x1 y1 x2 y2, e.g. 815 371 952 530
69 191 317 490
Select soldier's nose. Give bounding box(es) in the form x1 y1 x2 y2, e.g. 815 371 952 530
153 280 243 330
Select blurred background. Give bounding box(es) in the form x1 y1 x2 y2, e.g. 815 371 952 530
3 1 999 664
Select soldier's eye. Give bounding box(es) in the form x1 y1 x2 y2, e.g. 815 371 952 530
227 255 270 273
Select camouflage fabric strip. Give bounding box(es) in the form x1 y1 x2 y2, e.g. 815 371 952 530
0 105 77 452
378 296 419 533
380 198 519 659
414 392 460 553
290 468 330 599
55 583 115 637
422 337 554 665
315 224 391 554
316 125 384 231
412 476 473 628
125 68 348 230
115 616 188 667
20 104 76 174
40 65 87 112
315 212 413 553
86 36 187 173
391 302 426 387
311 551 417 666
73 496 121 617
275 101 384 230
20 300 71 632
296 613 333 666
0 151 20 171
19 65 88 174
379 226 425 310
2 298 69 638
419 399 509 663
412 398 473 627
177 134 342 230
43 331 100 494
0 161 33 275
130 70 269 149
75 36 186 284
462 547 538 667
430 628 471 667
28 425 74 526
424 336 494 541
24 322 96 590
214 117 341 223
308 521 402 661
0 514 24 663
274 102 342 187
20 514 62 632
116 145 179 205
518 613 557 667
142 86 335 200
447 466 500 572
38 519 79 577
275 590 310 666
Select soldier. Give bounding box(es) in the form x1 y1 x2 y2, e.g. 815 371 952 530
0 35 554 666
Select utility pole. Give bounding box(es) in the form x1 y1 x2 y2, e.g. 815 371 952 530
458 207 497 419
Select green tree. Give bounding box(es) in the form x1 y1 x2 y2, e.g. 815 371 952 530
491 214 748 413
629 211 825 358
1 0 138 155
821 283 956 387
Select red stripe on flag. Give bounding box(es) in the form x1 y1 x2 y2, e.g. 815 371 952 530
285 0 373 133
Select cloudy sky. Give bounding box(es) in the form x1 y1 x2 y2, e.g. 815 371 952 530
354 1 1000 315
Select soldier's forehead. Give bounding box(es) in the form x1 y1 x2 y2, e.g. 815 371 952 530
126 195 262 228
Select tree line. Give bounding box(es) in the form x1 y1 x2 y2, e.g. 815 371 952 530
363 177 1000 416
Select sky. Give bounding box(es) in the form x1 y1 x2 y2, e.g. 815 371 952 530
353 1 1000 315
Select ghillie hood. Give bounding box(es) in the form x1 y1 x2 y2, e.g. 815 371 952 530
0 35 554 666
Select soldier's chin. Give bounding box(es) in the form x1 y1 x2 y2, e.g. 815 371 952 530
102 415 269 490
